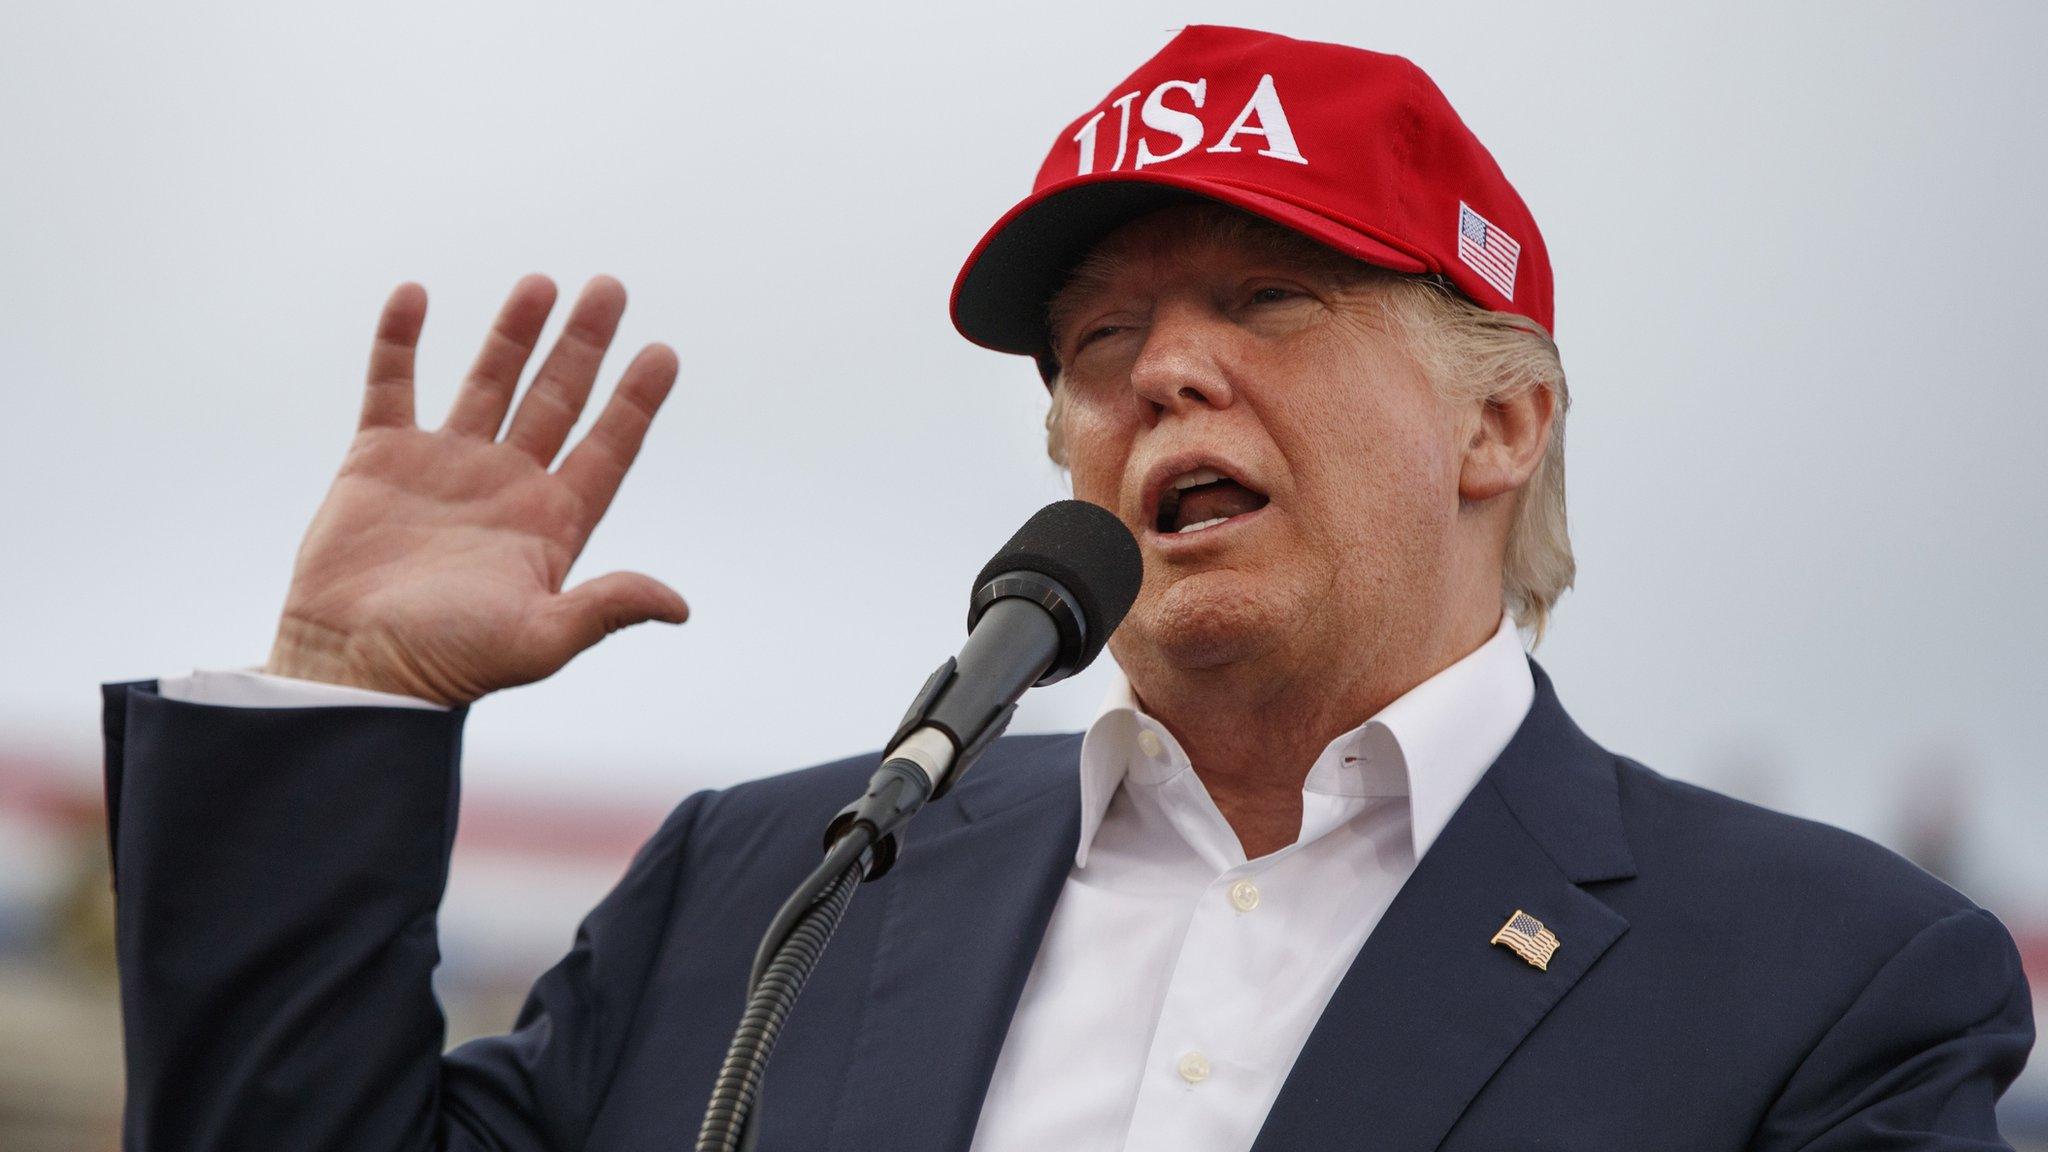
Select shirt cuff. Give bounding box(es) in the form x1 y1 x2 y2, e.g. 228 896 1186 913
155 666 451 711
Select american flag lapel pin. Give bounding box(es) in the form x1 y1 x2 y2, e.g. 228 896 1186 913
1491 909 1561 971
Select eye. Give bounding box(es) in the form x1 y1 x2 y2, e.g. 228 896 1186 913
1072 323 1126 354
1246 285 1299 306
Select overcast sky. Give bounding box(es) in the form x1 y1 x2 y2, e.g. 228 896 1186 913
4 2 2044 909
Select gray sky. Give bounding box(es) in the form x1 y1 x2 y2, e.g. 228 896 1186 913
4 2 2044 909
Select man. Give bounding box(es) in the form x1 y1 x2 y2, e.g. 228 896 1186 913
101 24 2031 1151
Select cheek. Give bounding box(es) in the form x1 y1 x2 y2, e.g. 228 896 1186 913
1058 398 1134 507
1277 380 1463 542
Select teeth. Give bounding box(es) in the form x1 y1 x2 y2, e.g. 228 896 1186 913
1176 517 1230 534
1172 467 1226 491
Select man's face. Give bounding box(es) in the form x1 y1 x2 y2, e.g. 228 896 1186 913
1047 204 1472 680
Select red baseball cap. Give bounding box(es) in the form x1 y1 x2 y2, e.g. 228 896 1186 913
949 25 1552 375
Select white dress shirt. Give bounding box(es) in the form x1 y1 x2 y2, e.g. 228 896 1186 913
153 613 1535 1152
156 665 449 710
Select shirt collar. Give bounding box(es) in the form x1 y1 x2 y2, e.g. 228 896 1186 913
1074 611 1535 868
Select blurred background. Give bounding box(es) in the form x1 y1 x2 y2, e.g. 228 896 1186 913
3 1 2045 1147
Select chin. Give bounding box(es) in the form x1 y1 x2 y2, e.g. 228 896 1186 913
1128 568 1294 671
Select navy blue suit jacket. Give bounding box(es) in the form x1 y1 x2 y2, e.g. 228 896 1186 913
100 662 2033 1150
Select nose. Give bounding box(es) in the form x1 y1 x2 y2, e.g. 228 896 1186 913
1128 300 1237 423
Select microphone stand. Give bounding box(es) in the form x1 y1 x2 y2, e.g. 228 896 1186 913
691 649 1024 1152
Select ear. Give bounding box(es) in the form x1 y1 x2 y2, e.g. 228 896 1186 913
1459 384 1555 504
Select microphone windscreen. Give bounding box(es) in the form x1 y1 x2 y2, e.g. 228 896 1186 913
972 500 1143 673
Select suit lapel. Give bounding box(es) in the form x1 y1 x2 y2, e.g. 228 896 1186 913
824 735 1083 1152
1250 661 1637 1152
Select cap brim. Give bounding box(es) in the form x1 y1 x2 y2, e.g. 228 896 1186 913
950 170 1432 360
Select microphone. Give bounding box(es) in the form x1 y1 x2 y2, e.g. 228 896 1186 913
826 500 1142 875
698 501 1141 1152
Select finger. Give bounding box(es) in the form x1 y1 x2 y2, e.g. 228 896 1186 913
442 274 557 439
359 283 426 431
546 570 690 654
555 342 679 530
504 275 628 464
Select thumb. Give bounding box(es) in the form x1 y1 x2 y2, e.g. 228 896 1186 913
552 570 690 648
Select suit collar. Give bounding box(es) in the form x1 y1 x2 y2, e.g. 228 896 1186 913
1487 659 1637 885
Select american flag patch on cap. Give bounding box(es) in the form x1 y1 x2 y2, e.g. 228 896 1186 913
1490 909 1561 970
1457 202 1521 301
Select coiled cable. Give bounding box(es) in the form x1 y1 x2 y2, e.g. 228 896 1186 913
694 832 870 1152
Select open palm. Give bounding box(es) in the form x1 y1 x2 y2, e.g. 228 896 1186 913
267 275 686 706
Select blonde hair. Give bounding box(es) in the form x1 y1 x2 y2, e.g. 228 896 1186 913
1042 210 1574 640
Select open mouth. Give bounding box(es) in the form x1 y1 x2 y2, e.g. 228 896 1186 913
1153 466 1271 535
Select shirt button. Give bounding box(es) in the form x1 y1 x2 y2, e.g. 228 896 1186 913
1177 1051 1211 1084
1137 729 1164 759
1229 880 1261 913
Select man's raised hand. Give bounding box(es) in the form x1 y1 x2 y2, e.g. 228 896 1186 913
264 275 686 706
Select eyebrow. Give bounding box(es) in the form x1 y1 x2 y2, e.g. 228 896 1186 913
1043 208 1376 352
1044 252 1126 349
